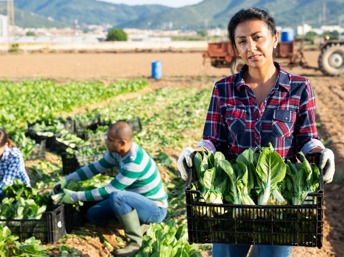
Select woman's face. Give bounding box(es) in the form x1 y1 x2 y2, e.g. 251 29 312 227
234 19 279 70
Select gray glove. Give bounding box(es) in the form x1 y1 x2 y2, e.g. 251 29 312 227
177 147 194 181
319 148 335 184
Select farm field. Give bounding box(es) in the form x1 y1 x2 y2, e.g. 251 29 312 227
0 49 343 257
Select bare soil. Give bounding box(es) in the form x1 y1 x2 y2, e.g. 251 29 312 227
1 50 343 257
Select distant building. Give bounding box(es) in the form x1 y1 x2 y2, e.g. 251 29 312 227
296 23 344 36
297 24 313 36
320 25 343 34
0 14 8 37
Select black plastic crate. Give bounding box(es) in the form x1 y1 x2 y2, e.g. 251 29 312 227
61 152 119 177
25 140 47 161
79 132 105 144
64 202 96 233
186 187 323 248
61 152 104 175
48 136 74 154
27 119 75 141
74 114 101 132
0 204 66 244
98 117 142 133
185 151 324 248
127 117 142 133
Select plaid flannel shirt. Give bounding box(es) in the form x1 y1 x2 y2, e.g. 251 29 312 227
197 63 320 161
0 146 30 195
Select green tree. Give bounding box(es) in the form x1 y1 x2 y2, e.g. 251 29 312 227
26 31 36 36
106 28 128 41
196 29 208 37
304 31 317 42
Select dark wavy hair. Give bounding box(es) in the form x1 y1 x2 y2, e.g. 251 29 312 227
227 7 277 50
0 128 15 148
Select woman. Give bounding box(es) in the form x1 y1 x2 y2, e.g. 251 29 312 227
0 128 31 201
178 7 335 257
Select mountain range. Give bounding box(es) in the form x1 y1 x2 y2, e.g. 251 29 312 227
11 0 344 30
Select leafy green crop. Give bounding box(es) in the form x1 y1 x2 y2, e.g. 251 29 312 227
136 220 202 257
1 180 51 220
0 79 148 134
283 153 321 205
192 143 320 207
0 226 48 257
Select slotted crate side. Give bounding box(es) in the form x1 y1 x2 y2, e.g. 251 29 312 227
61 152 118 177
74 114 101 131
186 189 323 248
127 117 142 133
64 202 97 233
27 119 76 140
98 117 142 133
25 140 47 161
0 204 66 244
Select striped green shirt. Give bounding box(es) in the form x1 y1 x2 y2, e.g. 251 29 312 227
66 143 168 208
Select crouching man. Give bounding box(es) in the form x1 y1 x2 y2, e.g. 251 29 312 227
52 122 168 257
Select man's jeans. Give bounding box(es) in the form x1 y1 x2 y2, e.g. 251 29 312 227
86 190 167 226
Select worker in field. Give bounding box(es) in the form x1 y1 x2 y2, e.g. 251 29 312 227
52 122 168 257
0 128 31 202
178 7 335 257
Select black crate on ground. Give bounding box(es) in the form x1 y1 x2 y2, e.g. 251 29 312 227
61 152 118 177
25 140 47 161
0 204 66 244
79 132 105 145
64 202 96 233
185 185 323 248
98 117 142 133
27 119 75 141
61 152 104 175
127 117 142 133
74 114 101 132
56 117 76 133
26 127 55 149
48 137 74 154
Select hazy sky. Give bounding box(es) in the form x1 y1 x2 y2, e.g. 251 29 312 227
100 0 204 8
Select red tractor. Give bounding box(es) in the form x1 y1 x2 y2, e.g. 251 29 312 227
203 39 344 76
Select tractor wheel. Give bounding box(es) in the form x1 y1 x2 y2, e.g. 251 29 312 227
230 58 245 74
318 43 344 76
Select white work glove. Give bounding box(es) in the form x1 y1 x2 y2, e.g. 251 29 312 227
177 147 194 181
319 148 335 184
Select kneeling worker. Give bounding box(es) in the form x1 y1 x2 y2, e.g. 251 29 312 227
52 121 168 257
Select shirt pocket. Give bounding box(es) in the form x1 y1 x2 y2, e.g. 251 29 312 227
272 110 296 137
222 106 246 134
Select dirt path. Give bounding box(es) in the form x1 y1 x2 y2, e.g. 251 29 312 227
2 50 343 257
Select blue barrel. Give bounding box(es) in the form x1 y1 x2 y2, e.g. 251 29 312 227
151 61 162 79
281 31 294 42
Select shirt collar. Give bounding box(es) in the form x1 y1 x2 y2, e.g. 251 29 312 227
0 146 10 162
235 62 291 92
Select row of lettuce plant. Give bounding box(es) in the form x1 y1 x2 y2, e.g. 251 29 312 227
0 79 148 135
1 79 213 256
